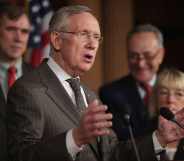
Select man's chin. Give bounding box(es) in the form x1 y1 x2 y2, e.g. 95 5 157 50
82 63 93 71
134 74 153 83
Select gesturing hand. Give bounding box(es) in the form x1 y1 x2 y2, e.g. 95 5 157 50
73 99 113 147
156 108 184 146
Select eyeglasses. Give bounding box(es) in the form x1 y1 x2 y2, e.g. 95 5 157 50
59 31 103 43
128 51 159 62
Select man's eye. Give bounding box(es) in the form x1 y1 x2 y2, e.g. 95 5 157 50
6 26 17 32
21 29 30 34
79 31 87 36
94 34 100 40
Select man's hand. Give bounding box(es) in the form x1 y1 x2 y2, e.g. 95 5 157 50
156 108 184 146
73 99 113 147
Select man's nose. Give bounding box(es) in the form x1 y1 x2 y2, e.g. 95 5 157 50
136 58 147 67
85 39 98 50
14 30 22 41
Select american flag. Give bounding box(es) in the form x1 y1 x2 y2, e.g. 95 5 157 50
27 0 53 67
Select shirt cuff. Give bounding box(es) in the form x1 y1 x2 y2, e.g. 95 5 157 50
153 131 165 150
152 131 165 160
66 129 84 159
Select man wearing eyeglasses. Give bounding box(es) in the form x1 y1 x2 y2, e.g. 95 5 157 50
6 5 127 161
99 24 165 141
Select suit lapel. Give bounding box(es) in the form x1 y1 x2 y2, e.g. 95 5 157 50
82 85 97 104
126 75 149 121
38 62 80 125
0 87 5 102
22 62 34 74
39 62 101 159
137 135 157 161
0 86 6 119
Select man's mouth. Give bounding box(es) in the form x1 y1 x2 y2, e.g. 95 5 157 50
83 53 93 63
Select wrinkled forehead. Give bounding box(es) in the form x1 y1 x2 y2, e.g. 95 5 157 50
0 14 30 28
128 32 160 51
67 12 100 33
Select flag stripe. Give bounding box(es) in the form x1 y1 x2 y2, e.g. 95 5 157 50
28 0 52 67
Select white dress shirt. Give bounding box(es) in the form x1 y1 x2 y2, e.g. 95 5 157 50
47 57 87 159
137 75 156 99
152 131 177 160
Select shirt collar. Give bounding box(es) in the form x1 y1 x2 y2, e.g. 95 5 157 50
0 58 22 71
149 74 157 87
47 57 74 82
137 74 157 98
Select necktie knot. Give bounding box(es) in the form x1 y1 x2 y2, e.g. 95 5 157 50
8 66 17 89
142 83 152 93
67 77 81 93
140 82 152 106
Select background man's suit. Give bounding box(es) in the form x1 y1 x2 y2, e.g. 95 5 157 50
0 62 33 161
99 74 157 140
115 135 184 161
0 87 6 161
7 61 118 161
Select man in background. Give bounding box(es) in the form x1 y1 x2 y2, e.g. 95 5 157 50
99 24 165 140
0 3 32 160
0 2 32 100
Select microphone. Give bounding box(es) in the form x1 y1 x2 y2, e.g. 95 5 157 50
160 107 184 129
116 103 141 161
113 102 131 125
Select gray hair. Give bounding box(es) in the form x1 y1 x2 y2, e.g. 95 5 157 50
49 5 92 32
127 24 164 48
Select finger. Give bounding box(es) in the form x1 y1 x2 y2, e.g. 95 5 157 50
90 112 113 122
83 113 112 131
88 99 109 113
92 127 111 136
83 108 112 124
88 105 108 115
92 120 112 130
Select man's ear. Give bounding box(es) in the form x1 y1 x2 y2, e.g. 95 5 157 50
50 32 62 50
158 47 165 64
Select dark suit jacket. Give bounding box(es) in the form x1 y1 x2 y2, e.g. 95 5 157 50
0 87 6 161
7 61 119 161
99 74 157 141
22 61 34 75
0 61 33 161
115 135 184 161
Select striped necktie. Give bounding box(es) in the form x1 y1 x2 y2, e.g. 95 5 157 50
67 77 86 113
